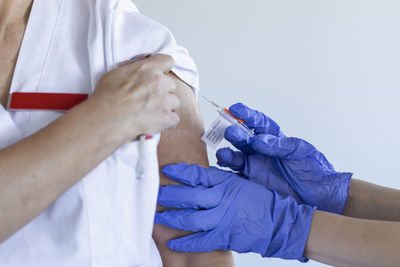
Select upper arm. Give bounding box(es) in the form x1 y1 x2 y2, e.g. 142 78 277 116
153 73 234 267
108 6 232 265
157 72 208 183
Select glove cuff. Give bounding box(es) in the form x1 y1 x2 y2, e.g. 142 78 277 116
337 172 353 214
323 172 353 214
296 205 316 263
263 194 316 262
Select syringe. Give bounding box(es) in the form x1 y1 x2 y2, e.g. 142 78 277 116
202 96 254 136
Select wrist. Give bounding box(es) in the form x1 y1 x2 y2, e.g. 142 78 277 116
70 99 132 148
321 172 353 214
264 195 315 262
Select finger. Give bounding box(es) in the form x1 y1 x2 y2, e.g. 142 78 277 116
155 209 219 232
216 147 245 171
162 94 180 111
158 185 222 209
170 94 180 111
157 75 177 94
131 53 152 62
147 54 175 74
163 112 180 130
224 125 255 154
165 75 177 93
162 163 233 187
251 135 315 160
120 54 174 76
229 103 283 136
118 53 152 66
168 231 224 253
145 74 176 95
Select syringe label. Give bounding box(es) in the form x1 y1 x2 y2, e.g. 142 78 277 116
202 114 232 149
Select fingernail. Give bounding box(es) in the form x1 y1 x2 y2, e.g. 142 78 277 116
131 53 152 62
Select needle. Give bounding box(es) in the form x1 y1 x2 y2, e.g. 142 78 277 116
201 96 254 136
202 95 220 109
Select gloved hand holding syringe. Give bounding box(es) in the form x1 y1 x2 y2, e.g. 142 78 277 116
201 96 254 149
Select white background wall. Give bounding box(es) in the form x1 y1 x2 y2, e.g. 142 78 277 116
134 1 400 266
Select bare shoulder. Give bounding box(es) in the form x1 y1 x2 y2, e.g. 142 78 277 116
168 73 203 130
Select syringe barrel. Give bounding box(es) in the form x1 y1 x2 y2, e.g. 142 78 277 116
218 109 253 135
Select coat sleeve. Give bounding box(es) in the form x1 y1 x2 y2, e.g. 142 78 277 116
107 1 200 96
0 106 24 150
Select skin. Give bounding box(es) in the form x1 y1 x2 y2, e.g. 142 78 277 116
0 0 180 243
302 179 400 266
343 178 400 221
155 73 234 266
305 210 400 267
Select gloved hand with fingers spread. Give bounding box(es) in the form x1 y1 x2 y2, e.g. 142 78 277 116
218 103 352 214
156 163 315 261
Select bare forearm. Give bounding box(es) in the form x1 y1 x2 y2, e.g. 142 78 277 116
0 100 126 242
154 74 234 267
304 210 400 266
343 179 400 221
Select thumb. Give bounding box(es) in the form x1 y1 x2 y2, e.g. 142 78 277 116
168 231 223 253
216 147 245 171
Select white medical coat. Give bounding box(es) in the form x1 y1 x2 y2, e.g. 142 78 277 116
0 0 199 266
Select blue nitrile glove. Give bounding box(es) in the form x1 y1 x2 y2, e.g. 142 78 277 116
156 163 315 262
217 103 352 214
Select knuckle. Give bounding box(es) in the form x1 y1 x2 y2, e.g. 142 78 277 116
137 61 151 72
140 70 155 81
151 75 174 94
163 55 175 67
156 54 174 64
136 71 156 88
153 75 165 90
153 54 175 70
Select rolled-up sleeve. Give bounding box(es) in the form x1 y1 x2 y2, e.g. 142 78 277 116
108 1 200 96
